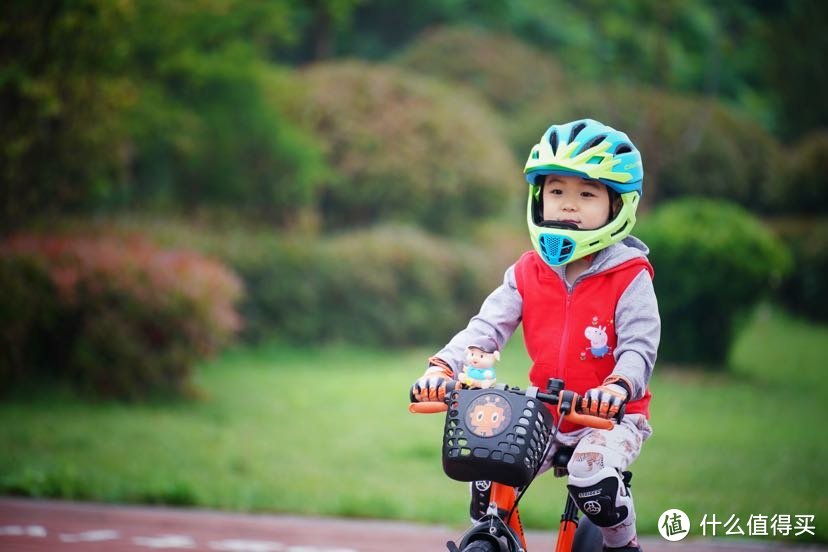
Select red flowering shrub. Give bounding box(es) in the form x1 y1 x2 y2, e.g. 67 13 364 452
0 233 243 399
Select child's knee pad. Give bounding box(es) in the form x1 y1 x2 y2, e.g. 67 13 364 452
567 466 635 530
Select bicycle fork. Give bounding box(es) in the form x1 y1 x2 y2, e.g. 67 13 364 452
491 482 527 550
449 482 528 552
555 493 581 552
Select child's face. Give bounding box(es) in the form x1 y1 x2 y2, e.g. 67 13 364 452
542 174 612 230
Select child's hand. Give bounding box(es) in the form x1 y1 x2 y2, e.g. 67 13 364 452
581 383 628 419
410 366 453 402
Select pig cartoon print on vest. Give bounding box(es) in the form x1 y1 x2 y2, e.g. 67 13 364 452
584 322 611 359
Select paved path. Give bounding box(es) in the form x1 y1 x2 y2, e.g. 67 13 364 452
1 498 824 552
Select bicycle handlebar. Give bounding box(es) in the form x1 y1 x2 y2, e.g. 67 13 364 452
409 383 614 431
408 402 450 414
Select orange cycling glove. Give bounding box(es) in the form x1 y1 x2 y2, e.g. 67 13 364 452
410 359 454 403
581 377 632 420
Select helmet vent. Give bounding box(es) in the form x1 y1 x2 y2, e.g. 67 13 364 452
581 134 607 153
539 234 575 265
549 131 559 154
615 143 633 154
569 122 587 143
610 219 629 237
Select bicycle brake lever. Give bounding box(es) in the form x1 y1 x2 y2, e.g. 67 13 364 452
558 389 576 415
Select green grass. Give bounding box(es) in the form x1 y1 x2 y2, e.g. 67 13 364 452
1 306 826 542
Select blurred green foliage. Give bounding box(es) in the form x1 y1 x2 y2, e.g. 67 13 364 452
0 0 327 229
769 218 828 323
637 199 791 365
394 26 564 114
187 223 499 347
3 0 825 231
0 0 136 225
772 131 828 214
336 0 825 136
122 2 328 222
291 61 519 232
1 0 826 382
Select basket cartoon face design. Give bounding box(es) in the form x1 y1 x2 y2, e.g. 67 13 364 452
442 388 553 487
466 394 512 437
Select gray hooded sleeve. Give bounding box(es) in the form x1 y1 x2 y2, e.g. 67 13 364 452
432 264 523 376
612 269 660 400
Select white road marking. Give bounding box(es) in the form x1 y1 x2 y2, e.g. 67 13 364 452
1 522 358 552
60 529 121 542
209 540 285 552
0 525 47 537
285 548 357 552
133 534 197 548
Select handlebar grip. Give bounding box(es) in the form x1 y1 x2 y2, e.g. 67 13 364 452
409 402 448 414
557 390 617 430
563 411 614 430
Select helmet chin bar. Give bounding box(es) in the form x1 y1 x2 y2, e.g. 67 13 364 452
527 191 639 268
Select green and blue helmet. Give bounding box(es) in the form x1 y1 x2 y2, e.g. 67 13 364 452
523 119 644 267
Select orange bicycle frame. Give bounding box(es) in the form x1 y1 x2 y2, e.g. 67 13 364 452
489 481 527 550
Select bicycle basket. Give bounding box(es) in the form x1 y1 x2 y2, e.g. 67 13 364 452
442 387 553 487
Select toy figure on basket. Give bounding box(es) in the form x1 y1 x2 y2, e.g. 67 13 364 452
459 344 499 389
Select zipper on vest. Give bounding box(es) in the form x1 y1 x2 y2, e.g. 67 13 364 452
558 288 573 384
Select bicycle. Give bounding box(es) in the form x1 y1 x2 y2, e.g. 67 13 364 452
410 378 630 552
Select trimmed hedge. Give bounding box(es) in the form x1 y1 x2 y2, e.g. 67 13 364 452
769 217 828 322
290 61 521 233
636 199 791 366
219 224 498 347
0 233 243 399
769 131 828 214
66 218 512 349
395 25 565 114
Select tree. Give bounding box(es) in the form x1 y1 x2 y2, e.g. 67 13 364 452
0 0 327 229
0 0 135 231
761 0 828 138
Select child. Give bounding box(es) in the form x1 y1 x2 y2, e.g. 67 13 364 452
410 119 660 552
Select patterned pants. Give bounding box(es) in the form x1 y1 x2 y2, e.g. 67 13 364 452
540 413 653 548
540 413 653 475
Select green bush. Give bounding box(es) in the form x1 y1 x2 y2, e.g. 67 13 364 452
768 132 828 214
0 233 243 399
636 199 791 366
128 59 327 225
315 226 492 346
0 0 136 231
218 224 495 347
66 217 508 348
769 217 828 322
0 256 58 384
291 61 520 232
395 25 565 115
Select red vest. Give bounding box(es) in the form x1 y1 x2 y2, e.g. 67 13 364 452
514 251 653 433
